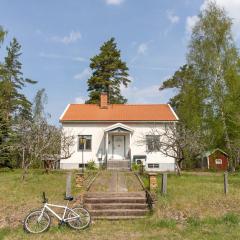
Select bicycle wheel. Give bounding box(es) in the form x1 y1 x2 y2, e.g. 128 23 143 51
24 209 51 234
67 207 91 230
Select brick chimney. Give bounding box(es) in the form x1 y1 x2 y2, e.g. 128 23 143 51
100 92 108 109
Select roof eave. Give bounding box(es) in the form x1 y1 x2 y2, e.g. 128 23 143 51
60 119 178 123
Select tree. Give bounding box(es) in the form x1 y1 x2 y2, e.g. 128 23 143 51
17 118 74 178
42 128 75 173
17 89 75 178
138 123 205 174
86 37 130 104
187 2 240 170
0 36 36 166
32 88 48 122
160 64 206 131
160 2 240 170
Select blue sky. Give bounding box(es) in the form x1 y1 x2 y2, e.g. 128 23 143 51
1 0 240 125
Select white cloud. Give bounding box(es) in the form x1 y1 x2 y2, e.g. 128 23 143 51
185 15 199 34
105 0 124 5
75 96 86 103
39 52 86 62
121 81 172 104
74 68 91 80
186 0 240 38
137 42 148 54
51 31 82 44
130 41 150 63
167 10 180 24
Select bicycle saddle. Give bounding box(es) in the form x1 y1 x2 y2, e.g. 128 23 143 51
64 196 74 201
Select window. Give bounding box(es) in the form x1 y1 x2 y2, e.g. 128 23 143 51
148 163 159 168
79 163 88 168
78 135 92 151
215 159 222 165
146 135 160 152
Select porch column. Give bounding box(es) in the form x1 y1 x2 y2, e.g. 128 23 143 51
105 132 109 166
129 133 132 169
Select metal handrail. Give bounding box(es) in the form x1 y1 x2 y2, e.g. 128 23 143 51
134 172 155 210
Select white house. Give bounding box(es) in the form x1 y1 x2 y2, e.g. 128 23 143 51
60 93 178 171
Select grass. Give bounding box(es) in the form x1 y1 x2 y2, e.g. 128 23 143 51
141 172 240 219
1 169 240 239
0 168 88 230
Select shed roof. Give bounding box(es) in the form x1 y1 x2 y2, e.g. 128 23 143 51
205 148 229 157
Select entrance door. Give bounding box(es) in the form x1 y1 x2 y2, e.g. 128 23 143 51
113 135 125 160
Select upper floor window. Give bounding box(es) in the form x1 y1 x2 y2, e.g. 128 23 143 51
78 135 92 151
146 135 160 152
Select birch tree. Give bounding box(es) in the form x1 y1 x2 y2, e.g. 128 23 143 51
160 2 240 170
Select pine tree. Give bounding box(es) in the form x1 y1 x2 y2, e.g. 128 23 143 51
160 64 206 131
0 37 36 165
86 37 130 104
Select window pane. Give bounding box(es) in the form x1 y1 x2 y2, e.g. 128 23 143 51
78 135 92 151
148 164 154 168
146 135 160 152
85 139 91 150
79 143 84 150
215 159 222 164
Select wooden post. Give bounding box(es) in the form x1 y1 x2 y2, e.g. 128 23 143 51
224 171 228 195
161 173 167 195
66 172 72 197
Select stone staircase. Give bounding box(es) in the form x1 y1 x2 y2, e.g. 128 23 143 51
107 160 130 171
83 191 149 219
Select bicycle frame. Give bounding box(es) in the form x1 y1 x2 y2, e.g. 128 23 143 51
38 201 80 223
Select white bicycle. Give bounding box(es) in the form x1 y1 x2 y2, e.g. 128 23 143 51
23 192 91 234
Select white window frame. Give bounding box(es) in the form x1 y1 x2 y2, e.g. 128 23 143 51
215 158 222 165
146 135 160 152
148 163 160 168
78 135 92 151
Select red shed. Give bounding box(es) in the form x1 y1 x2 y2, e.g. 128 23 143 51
206 149 229 171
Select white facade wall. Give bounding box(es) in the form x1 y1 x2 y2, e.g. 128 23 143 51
60 122 176 171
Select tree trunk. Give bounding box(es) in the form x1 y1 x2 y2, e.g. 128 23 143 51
21 149 29 180
22 167 28 181
176 158 183 176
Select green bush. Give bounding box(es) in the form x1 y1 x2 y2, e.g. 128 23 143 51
131 163 140 171
86 160 97 170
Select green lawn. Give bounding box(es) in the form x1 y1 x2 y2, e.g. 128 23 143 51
1 169 240 240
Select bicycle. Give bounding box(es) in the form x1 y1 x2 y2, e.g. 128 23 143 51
23 192 91 234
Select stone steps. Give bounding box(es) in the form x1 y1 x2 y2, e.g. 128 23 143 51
85 203 148 210
107 160 130 170
85 192 146 198
84 191 149 219
84 197 146 204
89 209 148 217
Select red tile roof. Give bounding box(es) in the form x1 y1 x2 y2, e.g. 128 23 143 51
60 104 178 122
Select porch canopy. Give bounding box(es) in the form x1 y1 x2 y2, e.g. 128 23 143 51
104 123 134 133
104 123 134 161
